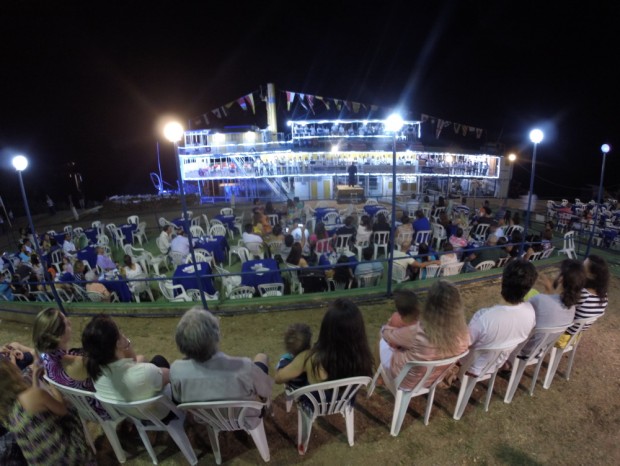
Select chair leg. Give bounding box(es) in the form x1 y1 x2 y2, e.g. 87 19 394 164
391 390 412 436
344 405 355 446
101 421 128 463
530 356 546 396
504 358 527 403
424 387 437 426
134 424 159 464
167 420 198 465
80 417 97 454
565 346 578 381
484 372 499 412
453 375 476 420
543 347 564 389
248 421 271 462
297 408 313 455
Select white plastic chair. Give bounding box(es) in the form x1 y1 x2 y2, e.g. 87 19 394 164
353 239 369 261
372 231 390 259
504 225 524 238
323 211 340 227
503 325 569 403
237 247 252 264
156 276 193 302
190 225 205 238
314 238 333 256
127 215 139 225
132 222 148 246
267 214 279 227
257 282 284 297
94 394 197 465
177 400 270 464
170 251 186 267
220 207 234 216
245 241 265 259
285 263 304 295
475 260 496 271
334 234 352 255
471 223 490 242
144 251 169 276
431 223 447 250
496 256 510 268
285 376 371 455
391 263 409 284
542 316 599 389
421 264 441 280
365 199 378 205
229 285 256 299
367 350 469 436
266 239 284 259
441 262 464 276
129 273 155 303
453 343 521 420
558 231 576 259
413 230 432 246
209 224 227 237
44 376 128 463
357 272 382 288
86 291 119 302
228 239 245 265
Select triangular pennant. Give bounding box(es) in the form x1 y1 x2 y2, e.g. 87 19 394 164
286 91 295 111
352 102 360 113
476 128 483 139
421 114 429 122
334 99 342 110
307 95 315 114
245 93 255 114
317 96 330 110
221 106 227 116
225 102 235 109
237 97 248 111
436 119 445 139
453 123 461 134
203 114 210 125
462 125 468 136
212 108 221 118
343 100 351 111
298 93 308 110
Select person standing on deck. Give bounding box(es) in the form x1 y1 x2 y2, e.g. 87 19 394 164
347 162 358 187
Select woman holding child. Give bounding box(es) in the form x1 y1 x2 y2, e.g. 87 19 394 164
275 298 373 385
380 284 470 390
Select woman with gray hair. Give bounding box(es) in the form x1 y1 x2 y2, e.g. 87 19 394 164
170 308 273 425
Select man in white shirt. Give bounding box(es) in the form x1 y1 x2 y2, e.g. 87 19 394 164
158 225 173 254
466 259 537 375
170 229 190 258
242 223 264 257
62 233 77 258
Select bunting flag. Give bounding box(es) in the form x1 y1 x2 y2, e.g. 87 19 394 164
316 96 330 110
237 97 248 111
421 114 429 122
224 102 234 109
453 123 461 134
352 102 361 113
343 100 351 111
462 125 468 136
221 106 227 116
245 93 255 114
212 108 221 119
334 99 342 110
306 95 315 114
298 93 308 110
436 119 445 139
476 128 483 139
286 91 295 110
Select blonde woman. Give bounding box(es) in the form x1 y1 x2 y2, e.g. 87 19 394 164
380 280 470 389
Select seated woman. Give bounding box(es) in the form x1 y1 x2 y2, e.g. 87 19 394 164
411 243 441 280
439 242 459 266
286 242 309 268
252 210 272 237
309 222 333 255
85 271 112 302
520 259 585 356
372 213 391 234
332 254 355 289
121 254 143 292
96 246 116 273
557 255 609 348
170 308 273 427
395 215 413 246
40 233 52 254
449 227 469 249
0 341 34 371
380 281 470 389
81 315 170 417
275 298 373 386
0 359 94 466
356 215 373 245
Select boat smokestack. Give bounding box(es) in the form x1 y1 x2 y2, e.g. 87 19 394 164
266 83 278 138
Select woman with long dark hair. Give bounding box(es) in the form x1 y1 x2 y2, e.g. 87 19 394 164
557 255 610 347
81 315 170 416
275 298 373 384
520 259 586 356
286 242 309 268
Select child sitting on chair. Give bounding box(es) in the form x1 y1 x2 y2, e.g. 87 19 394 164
276 323 312 390
385 289 421 330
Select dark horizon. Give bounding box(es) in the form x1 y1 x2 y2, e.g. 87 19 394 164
1 2 618 213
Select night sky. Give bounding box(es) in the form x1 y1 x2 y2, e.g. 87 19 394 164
1 1 618 213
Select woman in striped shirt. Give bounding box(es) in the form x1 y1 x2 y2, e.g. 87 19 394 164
557 255 609 348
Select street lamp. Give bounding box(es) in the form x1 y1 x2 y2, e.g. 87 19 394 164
163 121 208 309
385 113 404 296
585 144 611 257
521 129 543 253
11 155 65 312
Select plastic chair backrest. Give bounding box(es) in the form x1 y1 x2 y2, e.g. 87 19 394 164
209 224 227 237
414 230 432 245
220 207 234 216
190 225 205 237
373 231 390 245
475 260 496 271
178 399 267 432
258 282 284 297
323 212 340 225
357 273 382 288
441 262 464 276
229 285 255 299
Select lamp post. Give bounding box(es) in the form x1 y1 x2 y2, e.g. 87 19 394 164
385 113 404 296
12 155 65 313
521 129 543 254
585 144 611 257
163 121 208 310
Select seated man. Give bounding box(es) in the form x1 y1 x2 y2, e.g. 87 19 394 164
466 259 537 376
170 229 190 259
62 233 77 258
463 234 506 272
85 270 112 302
96 246 117 272
158 225 173 254
170 308 273 428
412 209 431 234
355 246 384 279
242 223 264 257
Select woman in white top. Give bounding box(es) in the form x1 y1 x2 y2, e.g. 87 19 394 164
122 254 143 292
356 215 373 244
